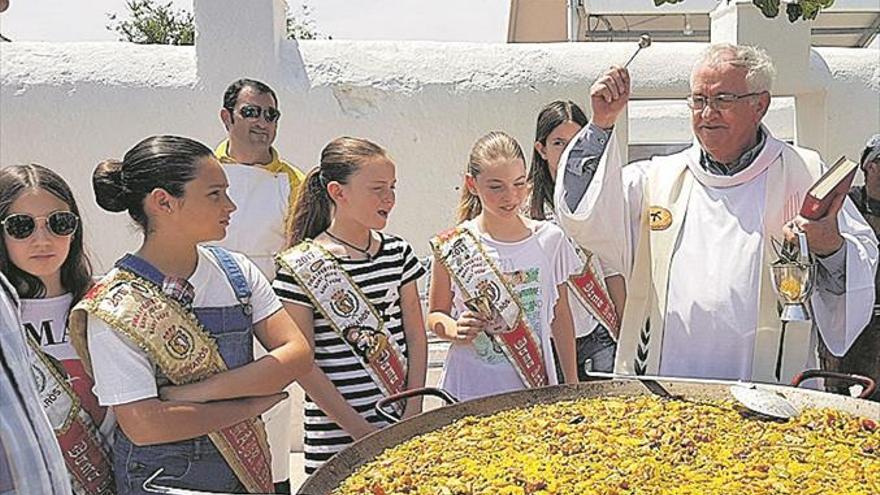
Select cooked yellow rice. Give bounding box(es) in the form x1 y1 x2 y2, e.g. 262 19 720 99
334 396 879 495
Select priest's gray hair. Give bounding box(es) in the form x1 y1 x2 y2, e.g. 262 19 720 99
691 43 776 93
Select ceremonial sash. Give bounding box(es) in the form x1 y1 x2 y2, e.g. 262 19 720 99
567 249 620 334
615 135 821 384
69 270 273 493
276 241 408 414
26 336 114 495
430 227 548 388
538 208 620 334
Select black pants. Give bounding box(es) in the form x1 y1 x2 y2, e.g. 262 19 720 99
818 321 880 402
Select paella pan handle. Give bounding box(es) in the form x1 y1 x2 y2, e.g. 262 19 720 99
375 387 459 424
791 369 877 399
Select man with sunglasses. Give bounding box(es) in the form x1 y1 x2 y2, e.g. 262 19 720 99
216 79 305 255
213 78 304 493
554 43 877 387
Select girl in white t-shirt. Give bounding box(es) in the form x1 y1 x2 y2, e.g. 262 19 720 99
427 131 580 402
74 136 312 495
527 101 625 378
0 164 114 494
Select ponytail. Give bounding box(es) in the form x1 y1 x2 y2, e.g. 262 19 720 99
288 167 333 246
526 161 552 221
456 187 482 222
285 137 389 247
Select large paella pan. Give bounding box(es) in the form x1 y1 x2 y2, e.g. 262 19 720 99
298 376 879 495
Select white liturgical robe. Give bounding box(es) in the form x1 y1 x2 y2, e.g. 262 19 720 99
555 127 877 384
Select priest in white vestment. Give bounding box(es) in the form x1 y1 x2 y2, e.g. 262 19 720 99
554 43 878 385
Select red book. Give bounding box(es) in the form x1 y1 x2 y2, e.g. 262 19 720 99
799 156 857 220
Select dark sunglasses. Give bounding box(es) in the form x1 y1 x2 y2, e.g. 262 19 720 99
1 211 79 240
238 105 281 123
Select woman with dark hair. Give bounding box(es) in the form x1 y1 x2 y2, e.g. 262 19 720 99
527 101 626 378
527 101 589 221
69 135 312 494
0 164 113 494
0 164 92 302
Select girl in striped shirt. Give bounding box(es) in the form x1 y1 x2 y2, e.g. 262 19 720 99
273 137 427 474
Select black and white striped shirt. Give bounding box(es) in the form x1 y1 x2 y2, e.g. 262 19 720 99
272 233 425 474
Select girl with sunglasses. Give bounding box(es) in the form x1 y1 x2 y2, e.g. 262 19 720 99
68 135 313 494
0 164 115 494
272 137 427 475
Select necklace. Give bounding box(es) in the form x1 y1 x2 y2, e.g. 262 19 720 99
325 230 373 261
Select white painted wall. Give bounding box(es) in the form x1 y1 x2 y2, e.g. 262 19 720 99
1 0 878 273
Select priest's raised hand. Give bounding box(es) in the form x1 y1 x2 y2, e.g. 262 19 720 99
590 66 630 129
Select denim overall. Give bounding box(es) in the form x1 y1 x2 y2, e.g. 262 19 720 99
111 247 256 494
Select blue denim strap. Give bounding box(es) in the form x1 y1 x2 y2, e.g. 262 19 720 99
116 254 195 308
115 253 165 286
204 246 253 316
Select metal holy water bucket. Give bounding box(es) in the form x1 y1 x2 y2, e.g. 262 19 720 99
770 230 815 321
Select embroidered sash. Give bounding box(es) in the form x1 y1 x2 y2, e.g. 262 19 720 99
26 336 115 495
276 241 408 414
69 270 273 493
539 208 619 334
568 249 620 334
431 227 548 388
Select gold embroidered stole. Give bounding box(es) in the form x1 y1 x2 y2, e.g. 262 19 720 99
615 144 822 384
69 269 273 493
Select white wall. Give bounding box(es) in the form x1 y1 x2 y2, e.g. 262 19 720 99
1 0 878 272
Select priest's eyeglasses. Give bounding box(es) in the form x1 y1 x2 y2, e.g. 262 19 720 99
686 92 766 111
1 211 79 240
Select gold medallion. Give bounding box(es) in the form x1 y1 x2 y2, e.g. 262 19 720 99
649 206 673 231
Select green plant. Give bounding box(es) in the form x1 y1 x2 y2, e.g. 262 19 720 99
653 0 836 22
107 0 195 45
107 1 330 45
286 3 331 40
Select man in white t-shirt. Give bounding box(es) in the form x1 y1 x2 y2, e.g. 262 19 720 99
214 78 305 276
212 78 305 492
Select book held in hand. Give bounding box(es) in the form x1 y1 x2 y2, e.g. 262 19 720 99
799 156 858 220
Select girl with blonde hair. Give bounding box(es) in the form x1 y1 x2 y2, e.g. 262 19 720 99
428 131 580 401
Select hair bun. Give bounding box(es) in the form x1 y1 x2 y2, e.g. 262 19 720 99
92 159 130 213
